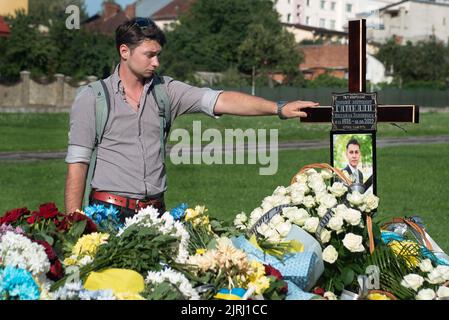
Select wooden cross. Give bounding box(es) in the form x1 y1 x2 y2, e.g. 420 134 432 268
301 19 419 194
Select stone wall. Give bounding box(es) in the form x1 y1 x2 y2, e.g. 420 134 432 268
0 71 96 113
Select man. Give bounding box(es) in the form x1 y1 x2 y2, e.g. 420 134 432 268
342 138 364 184
64 18 318 220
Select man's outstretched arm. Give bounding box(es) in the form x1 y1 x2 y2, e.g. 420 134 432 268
64 163 88 214
213 91 319 118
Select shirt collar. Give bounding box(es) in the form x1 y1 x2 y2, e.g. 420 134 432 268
112 64 154 95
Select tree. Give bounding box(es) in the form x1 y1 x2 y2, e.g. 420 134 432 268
160 0 303 84
376 37 449 87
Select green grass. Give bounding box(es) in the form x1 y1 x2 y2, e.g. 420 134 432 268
1 143 449 252
1 112 449 152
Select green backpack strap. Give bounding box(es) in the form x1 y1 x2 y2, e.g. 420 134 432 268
83 80 110 208
151 74 171 162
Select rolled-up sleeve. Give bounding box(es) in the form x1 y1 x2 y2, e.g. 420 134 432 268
165 76 222 119
65 87 96 164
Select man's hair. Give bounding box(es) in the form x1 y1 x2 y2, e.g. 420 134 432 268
115 17 166 54
346 138 360 150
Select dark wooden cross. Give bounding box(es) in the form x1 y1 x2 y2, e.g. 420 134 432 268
301 19 419 194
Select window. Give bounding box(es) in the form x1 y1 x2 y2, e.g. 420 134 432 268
346 3 352 13
287 13 291 23
320 18 325 28
321 0 325 9
307 0 310 6
306 16 310 25
444 17 447 26
331 2 336 10
330 19 336 29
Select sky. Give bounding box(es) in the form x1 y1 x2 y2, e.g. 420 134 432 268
85 0 137 17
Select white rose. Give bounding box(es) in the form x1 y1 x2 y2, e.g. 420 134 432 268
363 193 379 212
333 204 349 218
290 182 310 194
437 286 449 299
294 173 308 184
305 169 318 176
270 214 285 227
435 265 449 281
324 291 338 300
347 191 364 206
317 205 329 218
328 216 344 232
308 174 327 193
276 221 292 237
342 233 365 252
291 208 310 226
303 217 319 233
320 229 332 244
343 208 362 226
419 259 434 273
303 195 316 209
416 288 436 300
264 228 281 243
401 274 424 291
426 269 446 284
322 245 338 264
319 194 337 209
290 191 305 204
320 169 333 180
256 223 270 236
234 213 248 230
327 182 348 197
273 186 288 196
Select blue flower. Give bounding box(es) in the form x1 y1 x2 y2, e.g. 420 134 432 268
0 266 40 300
170 203 188 221
83 203 123 233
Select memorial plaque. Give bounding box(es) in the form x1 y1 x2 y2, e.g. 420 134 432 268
332 92 377 131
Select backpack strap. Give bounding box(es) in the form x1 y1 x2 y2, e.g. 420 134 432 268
83 80 110 208
151 74 171 162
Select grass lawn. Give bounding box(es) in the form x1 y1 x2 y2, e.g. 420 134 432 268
1 143 449 252
1 112 449 152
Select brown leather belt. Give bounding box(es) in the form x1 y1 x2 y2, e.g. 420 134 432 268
91 191 165 212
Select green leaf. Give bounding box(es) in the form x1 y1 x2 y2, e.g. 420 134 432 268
341 267 355 286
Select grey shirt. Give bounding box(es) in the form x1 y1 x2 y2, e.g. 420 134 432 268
66 65 222 199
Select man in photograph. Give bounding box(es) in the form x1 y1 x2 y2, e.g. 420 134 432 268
342 138 364 184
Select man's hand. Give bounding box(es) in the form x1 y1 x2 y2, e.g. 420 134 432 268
65 163 88 214
280 101 319 119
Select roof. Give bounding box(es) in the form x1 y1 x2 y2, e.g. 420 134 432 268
83 3 136 35
299 44 348 70
283 23 347 37
151 0 194 20
378 0 449 12
0 16 10 36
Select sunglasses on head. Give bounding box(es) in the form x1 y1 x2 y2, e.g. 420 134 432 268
133 17 156 30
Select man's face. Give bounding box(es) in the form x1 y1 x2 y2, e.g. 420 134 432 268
346 143 361 168
124 40 162 79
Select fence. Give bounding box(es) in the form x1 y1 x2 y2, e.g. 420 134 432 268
1 72 448 112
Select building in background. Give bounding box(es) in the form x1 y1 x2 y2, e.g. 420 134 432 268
151 0 194 30
368 0 449 44
136 0 172 17
83 1 136 35
0 0 28 17
0 16 10 37
274 0 397 31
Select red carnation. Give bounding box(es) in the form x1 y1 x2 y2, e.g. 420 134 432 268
67 211 97 233
0 207 30 225
34 240 57 261
48 259 63 280
264 265 288 294
33 203 60 219
312 287 325 296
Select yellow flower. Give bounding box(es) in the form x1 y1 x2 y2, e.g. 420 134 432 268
367 293 391 300
388 240 420 268
184 208 199 221
196 248 207 255
249 276 271 295
68 232 110 265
